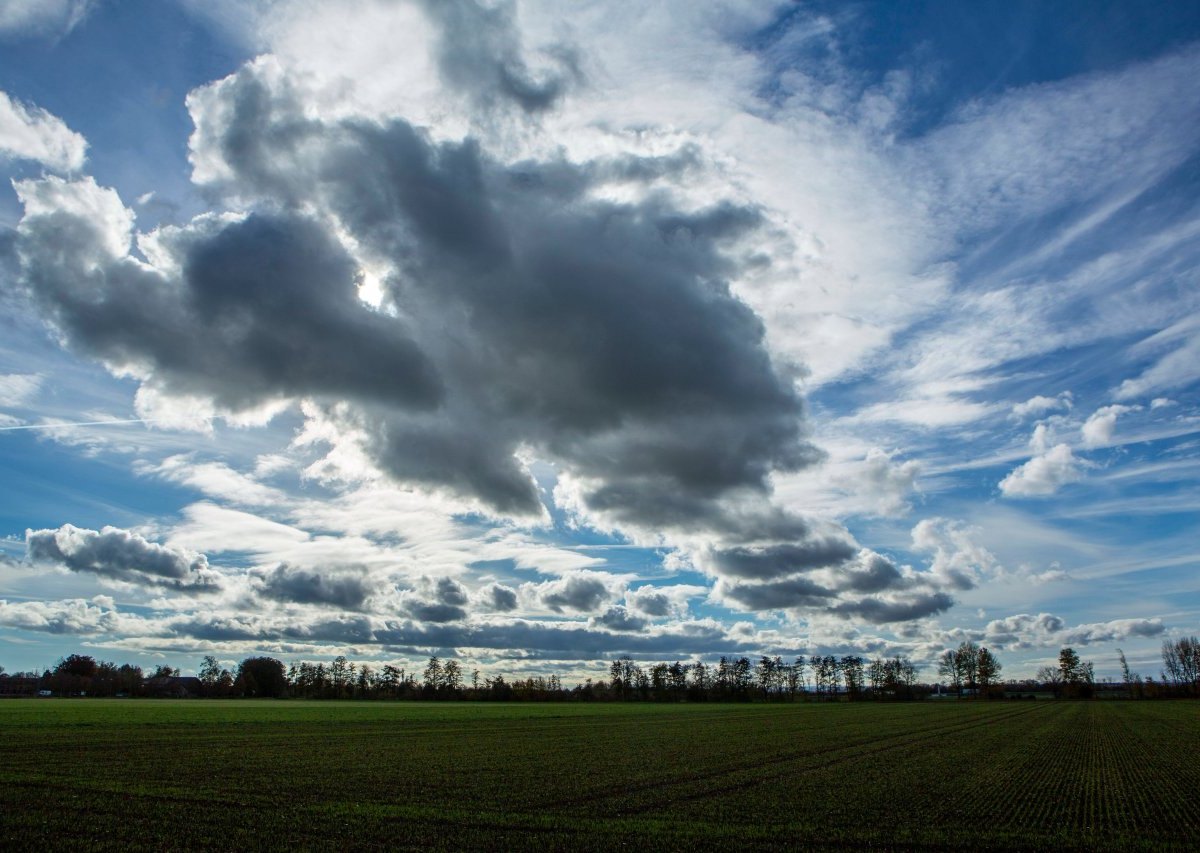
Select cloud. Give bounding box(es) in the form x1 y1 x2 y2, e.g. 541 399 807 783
144 455 287 507
252 563 380 610
14 185 441 420
418 0 577 114
15 52 819 532
982 612 1165 648
530 571 623 614
999 425 1088 497
0 596 121 635
709 547 959 624
0 373 42 407
399 576 471 623
26 524 221 592
831 592 955 624
1081 404 1138 449
846 448 920 517
1010 392 1072 421
591 605 648 632
697 538 858 582
481 583 518 612
0 91 87 171
625 584 704 619
911 518 998 591
0 1 94 40
1115 316 1200 401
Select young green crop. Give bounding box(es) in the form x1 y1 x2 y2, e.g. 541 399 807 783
1 700 1196 850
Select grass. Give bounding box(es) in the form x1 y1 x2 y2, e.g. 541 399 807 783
1 699 1196 850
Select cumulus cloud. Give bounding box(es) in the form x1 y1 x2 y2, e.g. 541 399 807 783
846 447 920 517
831 592 955 624
0 596 121 635
399 576 471 623
999 424 1088 497
16 54 817 530
697 537 859 582
0 91 87 171
710 548 957 624
591 605 648 632
1010 392 1072 421
983 612 1165 648
14 185 440 420
480 583 518 612
529 571 623 614
26 525 220 592
625 584 704 619
911 518 998 591
1081 404 1138 448
252 563 380 610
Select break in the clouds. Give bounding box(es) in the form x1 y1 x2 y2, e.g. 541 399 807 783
0 0 1196 680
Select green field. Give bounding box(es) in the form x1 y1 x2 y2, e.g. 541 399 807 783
1 700 1197 850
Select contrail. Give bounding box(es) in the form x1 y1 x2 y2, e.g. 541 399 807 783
0 418 152 432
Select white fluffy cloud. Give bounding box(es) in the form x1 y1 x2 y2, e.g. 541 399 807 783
0 90 87 170
1081 404 1138 449
999 424 1088 497
999 443 1086 498
1011 392 1072 421
982 612 1164 649
911 518 998 591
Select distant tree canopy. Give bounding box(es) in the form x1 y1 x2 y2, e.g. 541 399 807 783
935 642 1002 697
10 641 1200 702
55 654 97 679
236 657 288 698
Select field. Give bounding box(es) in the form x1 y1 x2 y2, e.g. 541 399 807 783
1 700 1197 850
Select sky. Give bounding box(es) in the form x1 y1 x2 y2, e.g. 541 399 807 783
1 0 1197 684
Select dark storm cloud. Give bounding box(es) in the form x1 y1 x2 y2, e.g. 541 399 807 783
26 524 220 592
419 0 577 114
832 592 955 624
14 205 439 414
253 563 376 610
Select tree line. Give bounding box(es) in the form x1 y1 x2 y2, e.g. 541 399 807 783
2 637 1196 700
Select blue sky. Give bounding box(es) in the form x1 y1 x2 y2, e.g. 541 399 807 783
0 0 1197 684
